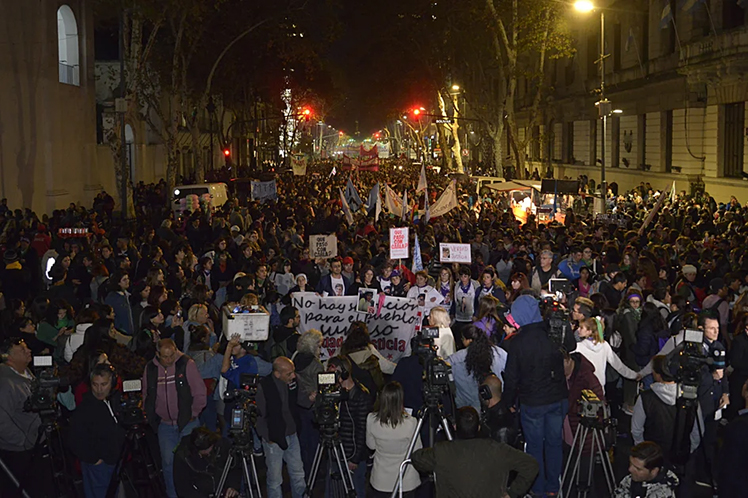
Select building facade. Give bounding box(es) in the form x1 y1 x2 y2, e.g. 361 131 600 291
520 0 748 202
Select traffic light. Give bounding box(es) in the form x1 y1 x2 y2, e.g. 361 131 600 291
302 108 312 122
223 147 231 166
373 132 380 139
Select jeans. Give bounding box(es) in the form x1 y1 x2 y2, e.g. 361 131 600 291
158 418 200 498
200 396 218 432
521 399 569 494
81 461 117 498
263 434 306 498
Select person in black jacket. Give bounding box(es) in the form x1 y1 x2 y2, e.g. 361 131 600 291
327 355 374 498
173 428 241 498
69 363 126 498
503 295 576 497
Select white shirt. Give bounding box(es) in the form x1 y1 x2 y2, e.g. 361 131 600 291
330 275 345 296
572 338 638 391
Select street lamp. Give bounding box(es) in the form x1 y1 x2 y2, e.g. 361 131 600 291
451 84 461 92
575 0 610 207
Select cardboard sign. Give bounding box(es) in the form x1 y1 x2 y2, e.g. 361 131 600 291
309 234 338 259
250 180 278 203
291 292 420 361
389 227 409 259
439 243 472 263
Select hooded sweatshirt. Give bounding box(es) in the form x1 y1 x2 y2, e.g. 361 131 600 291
64 322 92 362
631 382 700 453
573 338 638 393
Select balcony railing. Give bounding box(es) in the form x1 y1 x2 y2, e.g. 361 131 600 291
59 62 79 86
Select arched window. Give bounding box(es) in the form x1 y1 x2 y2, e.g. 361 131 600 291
57 5 79 86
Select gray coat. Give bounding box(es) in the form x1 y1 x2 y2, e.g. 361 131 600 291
0 364 41 451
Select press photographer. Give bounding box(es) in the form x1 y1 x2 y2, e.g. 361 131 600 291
173 427 241 498
478 374 519 447
69 363 126 498
0 338 42 497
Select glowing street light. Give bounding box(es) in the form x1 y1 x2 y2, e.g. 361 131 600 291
451 84 461 91
574 0 594 13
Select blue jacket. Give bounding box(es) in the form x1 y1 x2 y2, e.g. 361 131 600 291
104 291 134 335
558 258 584 281
473 285 506 314
448 346 507 412
315 274 354 296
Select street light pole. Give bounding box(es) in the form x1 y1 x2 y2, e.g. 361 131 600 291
598 11 608 202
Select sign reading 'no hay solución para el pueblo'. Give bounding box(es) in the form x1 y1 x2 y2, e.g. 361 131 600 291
290 292 420 361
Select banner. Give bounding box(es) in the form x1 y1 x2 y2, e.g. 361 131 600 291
417 163 428 193
430 180 458 218
291 292 420 361
439 243 471 263
291 155 307 176
412 233 423 272
339 187 354 225
250 180 277 203
309 234 338 259
384 184 402 214
390 227 409 259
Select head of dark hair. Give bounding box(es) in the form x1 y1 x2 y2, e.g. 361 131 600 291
458 265 471 277
463 325 493 382
45 299 72 325
375 382 405 428
651 355 675 382
189 427 221 454
670 294 687 311
455 406 480 439
611 273 628 286
340 321 370 355
81 319 115 353
630 441 665 471
280 306 298 326
140 306 161 328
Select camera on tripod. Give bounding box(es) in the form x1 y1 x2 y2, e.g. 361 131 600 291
579 389 604 419
414 328 452 390
540 296 572 347
24 356 62 414
314 372 346 429
119 379 146 426
669 329 711 400
225 374 260 433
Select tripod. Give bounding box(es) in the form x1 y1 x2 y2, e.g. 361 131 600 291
390 389 454 498
106 423 163 498
215 433 262 498
561 415 616 498
304 425 356 498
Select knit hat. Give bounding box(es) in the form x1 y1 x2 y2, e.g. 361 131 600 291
682 264 697 275
510 295 543 327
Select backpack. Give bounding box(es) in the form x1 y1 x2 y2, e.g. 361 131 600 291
270 337 290 361
348 353 385 396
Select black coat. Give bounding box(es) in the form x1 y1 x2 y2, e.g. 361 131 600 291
174 437 241 498
718 412 748 498
68 391 126 465
338 382 373 464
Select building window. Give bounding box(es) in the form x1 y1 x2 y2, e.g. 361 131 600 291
57 5 80 86
724 0 746 30
722 102 745 178
613 23 622 72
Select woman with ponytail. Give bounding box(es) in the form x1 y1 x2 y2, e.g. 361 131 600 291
573 316 640 392
447 324 508 412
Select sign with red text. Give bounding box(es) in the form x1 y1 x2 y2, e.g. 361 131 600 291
389 227 409 259
439 243 471 263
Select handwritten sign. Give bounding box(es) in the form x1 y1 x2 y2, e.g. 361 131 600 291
291 292 420 361
250 180 278 203
390 227 409 259
439 243 471 263
309 234 338 259
291 155 307 176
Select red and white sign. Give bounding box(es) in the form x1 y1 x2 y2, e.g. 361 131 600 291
389 227 409 259
439 243 471 263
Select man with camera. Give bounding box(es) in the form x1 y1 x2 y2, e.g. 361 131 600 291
326 355 373 498
69 363 126 498
173 427 241 498
411 406 538 498
0 338 43 497
479 374 519 446
255 356 306 498
142 338 206 498
502 295 576 497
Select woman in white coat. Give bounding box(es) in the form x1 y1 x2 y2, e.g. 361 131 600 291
366 382 421 497
573 316 640 392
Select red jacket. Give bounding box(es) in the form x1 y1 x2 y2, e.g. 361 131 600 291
564 353 605 454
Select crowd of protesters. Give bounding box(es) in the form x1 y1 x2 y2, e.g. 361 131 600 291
0 157 747 498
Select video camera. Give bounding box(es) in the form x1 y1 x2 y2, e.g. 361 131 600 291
314 372 347 431
579 389 605 419
225 374 260 435
24 356 65 415
119 379 146 427
539 296 572 347
413 328 453 403
669 329 712 401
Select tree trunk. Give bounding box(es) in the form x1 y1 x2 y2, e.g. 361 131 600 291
437 124 453 172
488 124 504 177
165 140 179 207
451 120 464 174
508 121 526 180
190 122 205 183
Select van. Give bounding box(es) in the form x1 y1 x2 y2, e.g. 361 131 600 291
172 183 229 214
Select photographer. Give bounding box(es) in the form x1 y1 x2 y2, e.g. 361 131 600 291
411 406 538 498
69 363 126 498
0 338 42 497
173 427 241 498
327 355 374 498
479 374 518 446
502 295 575 497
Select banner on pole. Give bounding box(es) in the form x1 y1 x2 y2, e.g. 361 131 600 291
250 180 278 203
291 292 420 361
390 227 409 259
309 234 338 259
291 155 307 176
439 243 472 263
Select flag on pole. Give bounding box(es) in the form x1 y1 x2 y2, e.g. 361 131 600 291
660 2 673 29
429 180 459 219
339 187 354 225
345 178 363 212
683 0 706 14
417 164 428 193
384 184 402 214
670 180 676 203
424 187 431 223
375 188 382 222
330 166 336 177
412 233 423 272
365 183 380 215
401 190 409 221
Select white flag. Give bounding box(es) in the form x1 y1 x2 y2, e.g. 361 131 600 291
339 187 354 225
384 184 402 214
401 190 409 221
424 187 431 223
417 163 428 193
429 180 458 219
375 188 382 222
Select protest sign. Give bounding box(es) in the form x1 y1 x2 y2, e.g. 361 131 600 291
291 155 307 176
250 180 277 203
439 243 471 263
390 227 409 259
309 234 338 259
291 292 420 361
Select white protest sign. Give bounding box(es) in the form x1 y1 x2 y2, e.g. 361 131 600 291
390 227 409 259
309 234 338 259
439 243 472 263
291 292 420 361
250 180 278 203
291 155 307 176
